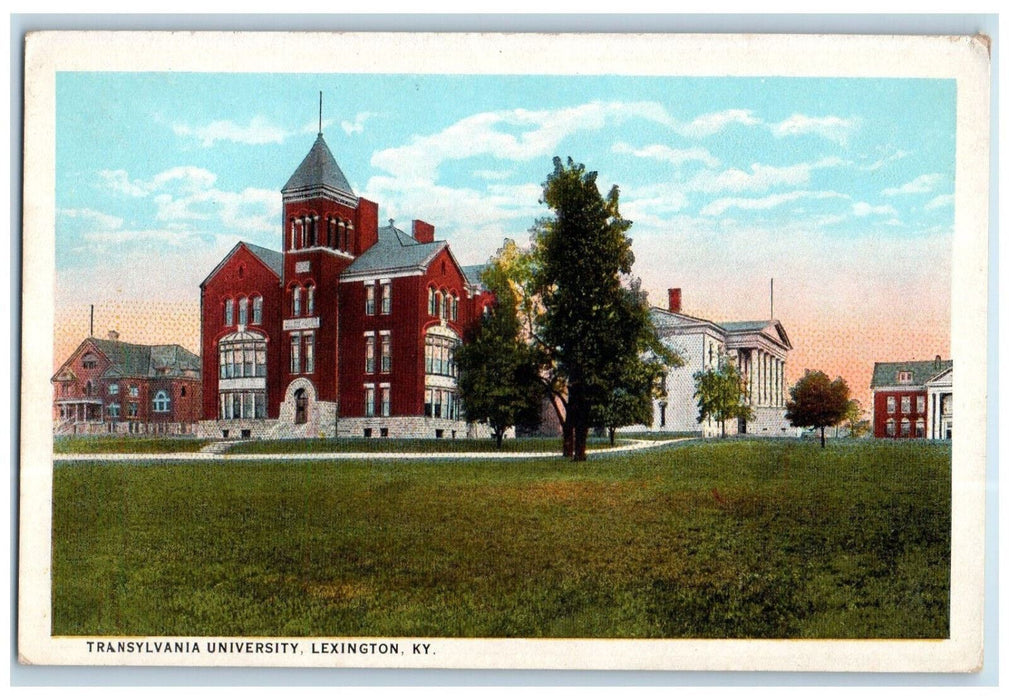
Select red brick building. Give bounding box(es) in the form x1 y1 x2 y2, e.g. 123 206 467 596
199 132 494 439
52 333 202 435
870 357 953 439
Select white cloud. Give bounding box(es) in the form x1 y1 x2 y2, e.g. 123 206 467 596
58 208 124 230
341 112 375 135
154 186 279 233
149 166 218 194
769 114 857 144
99 169 149 197
882 173 944 196
675 109 761 139
852 201 899 218
925 194 955 209
371 101 674 181
863 149 912 171
690 163 811 193
173 116 290 147
700 190 849 217
612 142 720 168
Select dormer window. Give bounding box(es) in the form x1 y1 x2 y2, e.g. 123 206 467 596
82 353 98 369
897 371 913 384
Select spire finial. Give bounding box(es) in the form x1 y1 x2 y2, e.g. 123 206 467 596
318 91 323 136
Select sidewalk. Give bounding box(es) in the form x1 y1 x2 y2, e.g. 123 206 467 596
53 438 688 462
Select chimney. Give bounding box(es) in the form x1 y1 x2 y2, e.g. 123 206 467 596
935 354 942 369
412 219 435 244
668 288 682 314
108 330 120 341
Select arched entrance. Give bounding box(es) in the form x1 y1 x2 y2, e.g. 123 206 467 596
294 388 308 424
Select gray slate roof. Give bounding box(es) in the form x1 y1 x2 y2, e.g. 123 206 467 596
342 225 445 276
720 320 773 333
870 359 952 388
461 264 489 286
282 134 354 196
86 338 201 380
244 243 284 277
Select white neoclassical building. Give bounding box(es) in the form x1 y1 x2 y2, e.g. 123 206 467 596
634 288 797 438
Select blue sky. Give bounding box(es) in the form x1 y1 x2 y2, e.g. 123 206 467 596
54 71 956 398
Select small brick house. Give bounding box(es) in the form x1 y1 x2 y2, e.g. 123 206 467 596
870 357 953 439
52 332 202 435
198 131 495 439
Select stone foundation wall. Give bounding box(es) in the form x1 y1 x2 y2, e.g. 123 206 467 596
56 421 198 436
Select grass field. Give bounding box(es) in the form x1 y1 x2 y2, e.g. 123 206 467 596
51 439 950 639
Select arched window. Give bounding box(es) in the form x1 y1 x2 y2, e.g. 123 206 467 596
885 419 896 437
900 418 911 437
424 327 460 378
428 287 436 316
224 298 234 326
306 285 315 316
451 294 459 321
238 297 248 326
292 286 302 317
252 296 263 325
153 390 171 413
290 219 298 250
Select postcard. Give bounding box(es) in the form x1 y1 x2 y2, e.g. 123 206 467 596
19 31 990 671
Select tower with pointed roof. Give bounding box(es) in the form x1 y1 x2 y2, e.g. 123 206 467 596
198 127 495 439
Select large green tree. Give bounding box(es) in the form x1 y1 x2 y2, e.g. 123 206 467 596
693 359 753 438
530 157 668 461
454 258 544 448
785 370 851 448
590 283 678 445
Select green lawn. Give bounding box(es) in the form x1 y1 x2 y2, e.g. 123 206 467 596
51 439 950 639
53 436 213 454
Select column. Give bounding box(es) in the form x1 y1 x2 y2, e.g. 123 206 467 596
780 361 786 407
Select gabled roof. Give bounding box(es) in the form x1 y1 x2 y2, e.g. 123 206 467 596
244 243 284 277
342 224 446 277
720 320 771 333
282 133 354 197
201 241 283 288
53 338 201 382
871 359 952 388
721 319 792 350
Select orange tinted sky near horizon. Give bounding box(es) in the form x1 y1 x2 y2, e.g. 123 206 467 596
53 257 951 412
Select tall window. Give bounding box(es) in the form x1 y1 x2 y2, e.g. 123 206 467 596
153 390 170 413
451 295 458 321
364 385 375 417
916 396 925 413
380 385 391 417
290 333 301 373
428 287 436 316
290 219 298 250
380 333 391 373
218 330 267 380
425 332 459 377
292 286 302 317
900 396 911 413
306 285 315 316
900 418 911 437
886 396 896 414
381 281 392 314
886 419 896 437
108 403 120 419
365 284 376 315
915 419 925 438
252 296 263 325
304 332 315 374
238 297 248 326
224 298 234 326
365 335 376 373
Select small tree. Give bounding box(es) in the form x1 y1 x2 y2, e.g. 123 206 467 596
843 398 871 438
693 360 753 438
455 263 544 448
785 370 851 448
